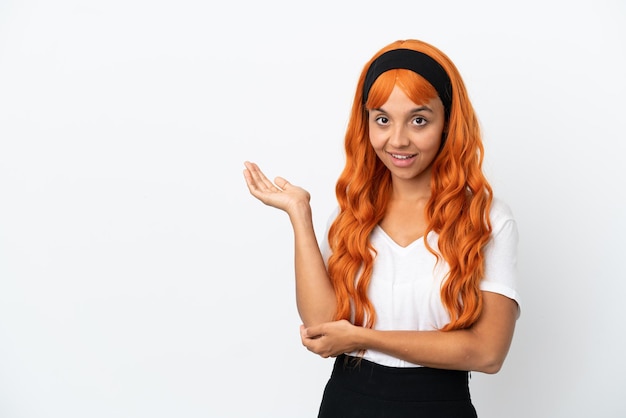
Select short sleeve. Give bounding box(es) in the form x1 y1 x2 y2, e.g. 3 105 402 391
480 199 522 316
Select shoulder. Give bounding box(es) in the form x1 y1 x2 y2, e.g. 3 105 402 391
489 197 515 228
487 197 518 245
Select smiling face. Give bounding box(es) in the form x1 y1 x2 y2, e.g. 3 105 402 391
367 85 445 186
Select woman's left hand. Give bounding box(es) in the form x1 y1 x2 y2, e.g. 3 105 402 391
300 320 360 358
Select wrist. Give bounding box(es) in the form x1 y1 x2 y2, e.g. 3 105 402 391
351 324 369 353
288 200 313 223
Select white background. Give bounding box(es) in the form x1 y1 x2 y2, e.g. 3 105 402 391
1 1 625 417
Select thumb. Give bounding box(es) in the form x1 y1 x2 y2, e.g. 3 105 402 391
274 176 291 190
303 323 324 339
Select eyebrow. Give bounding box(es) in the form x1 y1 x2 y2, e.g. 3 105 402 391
371 106 434 113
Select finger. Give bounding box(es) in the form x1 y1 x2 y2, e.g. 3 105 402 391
244 162 281 193
243 166 257 190
303 324 324 339
243 160 261 180
244 161 272 189
243 168 265 196
301 336 319 353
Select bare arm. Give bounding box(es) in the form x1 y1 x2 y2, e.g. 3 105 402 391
243 161 335 326
301 291 518 374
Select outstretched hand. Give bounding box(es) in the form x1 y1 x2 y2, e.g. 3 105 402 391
243 161 311 215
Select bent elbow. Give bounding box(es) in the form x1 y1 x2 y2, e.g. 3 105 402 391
479 362 502 375
476 354 506 374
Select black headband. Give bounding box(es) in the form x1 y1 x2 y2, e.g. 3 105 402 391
362 48 452 113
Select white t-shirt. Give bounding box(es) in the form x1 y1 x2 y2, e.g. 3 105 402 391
320 198 520 367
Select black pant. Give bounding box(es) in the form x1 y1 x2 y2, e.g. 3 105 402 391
318 355 477 418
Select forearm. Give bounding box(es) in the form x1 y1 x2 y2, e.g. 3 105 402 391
355 293 517 373
358 328 503 373
289 203 336 327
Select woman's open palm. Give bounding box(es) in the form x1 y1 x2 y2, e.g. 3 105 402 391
243 161 311 215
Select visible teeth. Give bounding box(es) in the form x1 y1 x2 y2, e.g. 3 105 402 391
391 154 414 160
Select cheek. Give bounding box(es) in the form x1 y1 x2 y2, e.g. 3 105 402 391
368 125 388 148
426 136 443 152
368 132 383 150
420 127 444 152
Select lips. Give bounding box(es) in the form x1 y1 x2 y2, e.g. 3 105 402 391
385 151 418 167
389 152 417 160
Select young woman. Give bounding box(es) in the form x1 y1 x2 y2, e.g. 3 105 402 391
243 39 520 418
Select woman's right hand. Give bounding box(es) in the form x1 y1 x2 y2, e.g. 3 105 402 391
243 161 311 216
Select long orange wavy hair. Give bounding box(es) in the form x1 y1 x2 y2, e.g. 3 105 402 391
327 39 493 332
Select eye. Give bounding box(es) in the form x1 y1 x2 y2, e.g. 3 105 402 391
412 116 427 126
374 116 389 126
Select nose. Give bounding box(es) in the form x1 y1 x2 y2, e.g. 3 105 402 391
388 125 410 148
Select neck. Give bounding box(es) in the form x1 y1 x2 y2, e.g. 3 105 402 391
390 176 431 204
